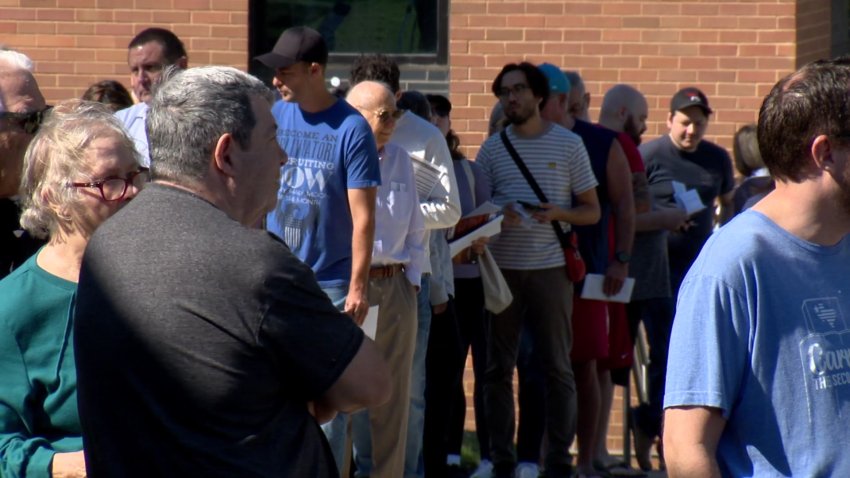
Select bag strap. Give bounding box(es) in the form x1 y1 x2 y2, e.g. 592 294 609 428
499 130 571 248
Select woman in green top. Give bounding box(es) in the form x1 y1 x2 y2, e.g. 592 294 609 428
0 100 146 478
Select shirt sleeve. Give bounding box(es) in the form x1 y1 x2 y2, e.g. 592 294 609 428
344 119 382 189
258 256 365 401
0 323 55 478
719 148 735 195
419 132 462 229
663 273 750 418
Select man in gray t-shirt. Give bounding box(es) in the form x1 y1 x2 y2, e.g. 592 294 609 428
74 66 390 478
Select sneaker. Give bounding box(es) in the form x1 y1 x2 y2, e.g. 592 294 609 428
515 462 540 478
471 460 494 478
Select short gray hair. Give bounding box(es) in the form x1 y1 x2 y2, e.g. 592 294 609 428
19 100 139 239
146 66 273 183
0 49 34 113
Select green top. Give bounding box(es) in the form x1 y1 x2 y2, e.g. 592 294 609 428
0 251 81 478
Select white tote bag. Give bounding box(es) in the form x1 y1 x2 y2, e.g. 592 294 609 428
478 247 513 314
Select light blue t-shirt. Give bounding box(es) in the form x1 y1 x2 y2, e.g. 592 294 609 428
665 210 850 477
266 99 380 288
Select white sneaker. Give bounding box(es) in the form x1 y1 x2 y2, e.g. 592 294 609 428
514 462 540 478
470 459 493 478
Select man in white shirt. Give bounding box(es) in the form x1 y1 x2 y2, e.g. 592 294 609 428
114 28 188 166
345 80 425 478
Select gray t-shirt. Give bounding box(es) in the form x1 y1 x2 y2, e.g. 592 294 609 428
75 184 362 477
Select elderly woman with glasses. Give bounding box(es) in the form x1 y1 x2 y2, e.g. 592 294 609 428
0 100 146 478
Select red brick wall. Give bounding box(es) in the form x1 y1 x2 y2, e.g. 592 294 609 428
797 0 832 67
449 0 817 160
0 0 249 104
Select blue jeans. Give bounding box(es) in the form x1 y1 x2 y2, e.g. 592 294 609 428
353 275 431 478
320 284 350 475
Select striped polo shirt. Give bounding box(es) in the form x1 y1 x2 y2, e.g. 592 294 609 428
476 123 597 270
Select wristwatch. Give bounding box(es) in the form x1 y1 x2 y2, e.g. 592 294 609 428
614 251 631 264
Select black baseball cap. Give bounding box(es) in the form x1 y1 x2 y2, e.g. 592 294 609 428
670 87 713 115
255 26 328 69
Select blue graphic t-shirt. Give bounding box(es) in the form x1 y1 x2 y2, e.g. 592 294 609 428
665 210 850 476
267 99 381 287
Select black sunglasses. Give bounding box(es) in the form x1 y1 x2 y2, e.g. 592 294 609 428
0 106 53 134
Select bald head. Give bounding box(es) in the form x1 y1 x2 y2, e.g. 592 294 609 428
599 84 648 145
347 80 398 148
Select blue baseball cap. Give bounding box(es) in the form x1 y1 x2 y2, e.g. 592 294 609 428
537 63 571 94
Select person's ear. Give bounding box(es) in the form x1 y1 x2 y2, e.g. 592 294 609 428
811 134 833 171
212 133 237 177
177 56 188 69
395 90 402 101
666 112 674 129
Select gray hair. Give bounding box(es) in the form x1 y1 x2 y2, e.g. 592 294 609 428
146 66 273 183
0 48 34 72
0 49 34 113
19 100 139 239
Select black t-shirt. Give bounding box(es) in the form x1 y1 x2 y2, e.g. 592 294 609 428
641 134 733 289
74 184 363 477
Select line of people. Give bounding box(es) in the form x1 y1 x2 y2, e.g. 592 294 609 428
0 22 818 478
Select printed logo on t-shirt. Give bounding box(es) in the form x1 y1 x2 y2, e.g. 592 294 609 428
799 297 850 420
272 130 339 250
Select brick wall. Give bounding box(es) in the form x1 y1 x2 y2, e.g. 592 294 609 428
449 0 821 160
0 0 250 104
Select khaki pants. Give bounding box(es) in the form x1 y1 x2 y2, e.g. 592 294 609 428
351 273 418 478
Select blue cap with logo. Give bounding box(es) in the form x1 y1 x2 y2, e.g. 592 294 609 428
537 63 571 94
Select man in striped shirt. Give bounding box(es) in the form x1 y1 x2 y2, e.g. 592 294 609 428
476 62 600 478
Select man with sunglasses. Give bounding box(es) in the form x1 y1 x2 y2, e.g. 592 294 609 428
349 54 461 478
344 80 425 478
115 27 188 167
0 49 48 278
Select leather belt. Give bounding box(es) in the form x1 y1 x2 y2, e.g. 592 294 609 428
369 263 404 279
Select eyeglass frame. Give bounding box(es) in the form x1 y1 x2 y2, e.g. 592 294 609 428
360 107 405 124
497 83 530 99
67 167 150 202
0 106 53 134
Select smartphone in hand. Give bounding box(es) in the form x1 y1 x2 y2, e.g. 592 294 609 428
517 200 545 212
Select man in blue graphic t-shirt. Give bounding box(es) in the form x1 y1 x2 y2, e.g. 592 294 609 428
664 58 850 476
256 26 380 325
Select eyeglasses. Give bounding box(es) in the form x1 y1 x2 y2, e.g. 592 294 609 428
497 83 530 99
68 168 150 201
0 106 53 134
361 108 404 124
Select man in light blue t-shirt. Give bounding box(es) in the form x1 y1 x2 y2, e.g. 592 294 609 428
664 58 850 477
256 26 380 327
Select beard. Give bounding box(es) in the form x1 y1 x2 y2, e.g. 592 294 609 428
624 115 643 145
504 103 535 126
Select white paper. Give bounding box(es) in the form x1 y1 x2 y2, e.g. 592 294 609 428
671 181 705 215
462 201 502 219
410 157 442 200
580 273 635 303
361 305 379 340
448 215 504 257
675 189 706 215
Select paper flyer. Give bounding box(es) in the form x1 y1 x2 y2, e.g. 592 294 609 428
448 215 503 257
580 273 635 303
361 305 379 340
